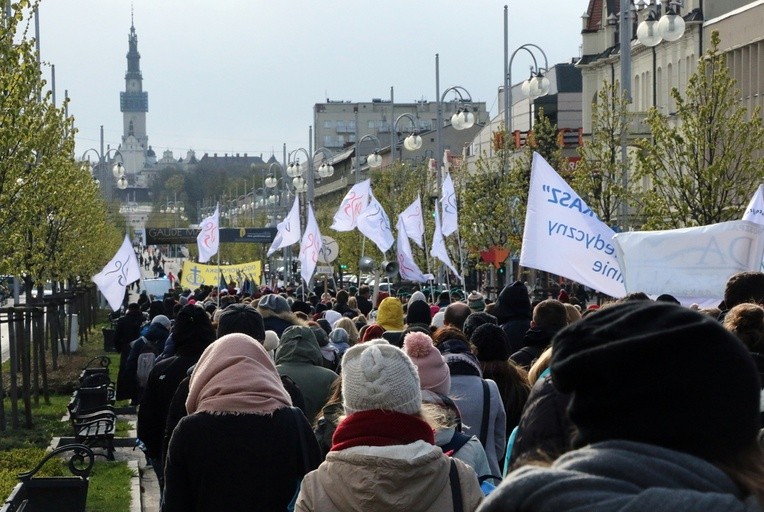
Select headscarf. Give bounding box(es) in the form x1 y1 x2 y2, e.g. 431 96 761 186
186 333 292 415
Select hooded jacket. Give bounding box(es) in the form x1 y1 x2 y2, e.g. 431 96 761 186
493 282 531 354
259 307 305 337
479 440 762 512
296 440 483 512
276 326 339 422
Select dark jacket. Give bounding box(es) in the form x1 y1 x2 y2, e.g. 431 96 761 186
482 440 761 512
494 282 532 354
114 309 146 401
509 329 554 370
137 351 201 461
163 408 321 512
356 295 373 316
123 322 170 402
508 374 573 469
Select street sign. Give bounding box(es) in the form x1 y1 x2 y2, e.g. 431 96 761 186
316 265 334 275
318 236 339 263
145 227 277 245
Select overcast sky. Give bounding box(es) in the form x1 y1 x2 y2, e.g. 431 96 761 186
34 1 587 162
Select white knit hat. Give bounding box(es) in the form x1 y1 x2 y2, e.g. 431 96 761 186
342 339 422 415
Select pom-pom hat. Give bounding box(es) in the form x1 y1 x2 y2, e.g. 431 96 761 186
403 331 451 395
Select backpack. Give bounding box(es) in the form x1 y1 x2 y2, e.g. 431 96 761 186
136 337 158 389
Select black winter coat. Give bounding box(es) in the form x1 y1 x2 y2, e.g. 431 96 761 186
137 353 199 460
509 329 554 370
163 408 321 512
114 310 146 401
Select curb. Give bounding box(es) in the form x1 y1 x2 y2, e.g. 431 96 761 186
128 460 141 512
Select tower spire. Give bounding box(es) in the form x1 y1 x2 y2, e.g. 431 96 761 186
131 3 134 29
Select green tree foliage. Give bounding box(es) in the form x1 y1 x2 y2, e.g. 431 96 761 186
0 0 120 287
458 109 565 261
634 31 764 229
571 81 630 226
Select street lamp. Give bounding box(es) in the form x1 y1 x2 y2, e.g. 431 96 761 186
393 113 423 162
615 0 686 228
287 145 334 205
80 125 126 202
435 53 475 196
503 8 551 144
354 134 383 184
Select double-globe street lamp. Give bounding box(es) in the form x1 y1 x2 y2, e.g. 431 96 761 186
80 126 127 202
617 0 686 227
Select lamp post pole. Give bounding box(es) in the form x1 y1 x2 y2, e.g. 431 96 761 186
619 0 632 230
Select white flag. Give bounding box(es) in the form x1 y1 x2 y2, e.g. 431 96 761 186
397 218 434 283
743 184 764 225
400 195 425 248
520 152 626 298
331 179 371 231
92 234 142 311
357 191 394 253
613 220 764 305
299 204 323 286
267 195 301 257
441 172 458 236
196 204 220 263
430 207 461 280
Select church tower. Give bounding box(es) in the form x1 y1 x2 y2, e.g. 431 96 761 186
119 13 149 175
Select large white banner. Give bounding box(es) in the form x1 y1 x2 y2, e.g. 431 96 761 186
520 152 626 298
613 220 764 303
400 195 425 248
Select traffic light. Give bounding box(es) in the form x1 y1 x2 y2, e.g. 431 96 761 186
340 264 348 270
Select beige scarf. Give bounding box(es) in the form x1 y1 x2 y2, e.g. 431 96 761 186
187 333 292 415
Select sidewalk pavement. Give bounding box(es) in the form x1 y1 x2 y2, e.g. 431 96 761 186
112 413 161 512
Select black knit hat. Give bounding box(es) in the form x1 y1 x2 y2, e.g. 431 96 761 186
463 312 498 339
470 323 510 362
406 299 432 326
551 301 761 462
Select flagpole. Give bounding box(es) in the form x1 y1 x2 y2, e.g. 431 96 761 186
455 229 466 286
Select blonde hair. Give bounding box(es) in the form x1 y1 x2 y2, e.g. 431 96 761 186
563 303 582 325
334 317 359 345
528 346 553 384
714 442 764 506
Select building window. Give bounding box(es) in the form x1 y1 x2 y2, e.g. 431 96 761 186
324 135 334 147
368 120 375 129
323 120 333 128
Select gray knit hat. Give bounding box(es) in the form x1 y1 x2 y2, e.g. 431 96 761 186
258 294 290 314
341 339 422 415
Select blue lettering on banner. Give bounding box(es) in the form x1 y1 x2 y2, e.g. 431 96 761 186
747 208 764 217
542 184 597 218
547 221 616 255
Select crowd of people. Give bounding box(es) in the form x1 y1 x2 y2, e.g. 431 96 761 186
107 273 764 511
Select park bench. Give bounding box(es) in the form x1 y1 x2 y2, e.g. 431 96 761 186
0 444 94 512
66 357 117 460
